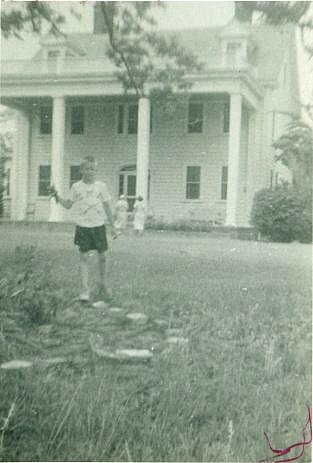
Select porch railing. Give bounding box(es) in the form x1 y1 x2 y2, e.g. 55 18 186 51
1 56 258 79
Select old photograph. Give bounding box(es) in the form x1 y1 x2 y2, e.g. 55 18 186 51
0 1 312 461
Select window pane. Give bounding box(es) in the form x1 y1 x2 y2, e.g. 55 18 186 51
221 166 228 200
47 50 60 59
188 103 203 133
70 166 81 187
128 104 138 134
118 105 124 134
187 166 200 182
38 166 51 196
186 166 200 199
227 42 241 53
71 106 84 134
223 103 230 133
119 174 124 196
40 106 52 134
186 183 200 200
127 175 136 196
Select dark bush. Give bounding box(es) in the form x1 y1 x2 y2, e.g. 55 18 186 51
251 185 312 243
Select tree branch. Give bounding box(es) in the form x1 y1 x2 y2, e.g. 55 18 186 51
100 2 141 97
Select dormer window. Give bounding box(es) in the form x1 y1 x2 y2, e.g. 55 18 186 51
226 42 243 67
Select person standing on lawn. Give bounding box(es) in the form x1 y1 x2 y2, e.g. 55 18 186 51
133 196 146 235
49 156 117 303
114 195 128 235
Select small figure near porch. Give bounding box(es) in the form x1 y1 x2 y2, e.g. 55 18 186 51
114 195 128 235
133 196 146 235
49 156 117 303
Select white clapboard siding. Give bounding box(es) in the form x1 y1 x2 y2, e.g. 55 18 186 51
27 97 252 224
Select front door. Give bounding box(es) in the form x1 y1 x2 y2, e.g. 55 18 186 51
119 168 137 211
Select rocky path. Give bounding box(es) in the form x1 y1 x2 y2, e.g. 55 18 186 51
0 299 189 371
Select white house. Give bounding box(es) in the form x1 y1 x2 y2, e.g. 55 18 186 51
0 13 299 226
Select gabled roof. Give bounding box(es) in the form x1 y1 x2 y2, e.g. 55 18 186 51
32 22 296 84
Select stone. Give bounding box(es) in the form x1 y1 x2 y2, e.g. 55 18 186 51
36 357 67 368
115 349 153 361
92 301 108 310
0 360 33 369
108 307 124 314
167 337 189 345
126 313 148 324
92 348 118 360
166 328 182 337
91 346 152 363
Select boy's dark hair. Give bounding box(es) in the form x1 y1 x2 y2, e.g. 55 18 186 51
137 196 143 201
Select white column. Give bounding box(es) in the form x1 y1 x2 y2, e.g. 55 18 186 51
225 93 242 227
245 112 257 223
11 110 30 221
49 96 65 222
136 97 151 202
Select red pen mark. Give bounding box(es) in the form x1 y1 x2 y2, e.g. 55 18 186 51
259 406 312 463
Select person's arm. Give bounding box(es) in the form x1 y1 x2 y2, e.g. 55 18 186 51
103 201 117 238
49 185 73 209
56 195 74 209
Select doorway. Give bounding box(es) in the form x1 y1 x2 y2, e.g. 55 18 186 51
119 165 137 211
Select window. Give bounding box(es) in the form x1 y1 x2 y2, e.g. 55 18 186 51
226 42 242 67
40 106 52 134
186 166 201 199
227 42 242 54
188 103 203 133
223 102 230 133
128 104 138 134
117 105 124 134
117 103 152 135
38 165 51 196
119 174 124 196
71 106 84 134
70 166 81 187
221 166 228 200
47 50 60 59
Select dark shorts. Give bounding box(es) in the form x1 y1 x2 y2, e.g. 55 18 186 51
74 225 108 253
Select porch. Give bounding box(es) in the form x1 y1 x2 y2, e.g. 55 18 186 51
1 80 262 226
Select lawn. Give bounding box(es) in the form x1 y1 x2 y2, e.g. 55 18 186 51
0 224 311 462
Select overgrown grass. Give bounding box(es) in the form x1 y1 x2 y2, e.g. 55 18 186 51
0 225 311 461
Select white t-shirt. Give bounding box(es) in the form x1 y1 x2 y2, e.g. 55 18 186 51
69 180 111 227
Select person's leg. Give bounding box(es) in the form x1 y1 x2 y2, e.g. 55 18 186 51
97 251 112 300
79 251 90 300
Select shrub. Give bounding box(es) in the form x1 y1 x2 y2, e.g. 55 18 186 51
146 217 213 233
1 245 62 325
251 185 312 243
